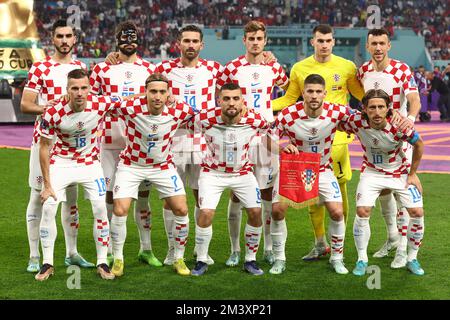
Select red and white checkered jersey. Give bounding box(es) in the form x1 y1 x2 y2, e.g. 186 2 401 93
24 57 86 144
340 112 416 176
217 55 288 122
276 101 351 172
113 97 196 168
357 59 418 116
38 95 121 167
193 108 270 174
90 57 156 150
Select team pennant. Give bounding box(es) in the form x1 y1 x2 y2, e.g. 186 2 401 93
278 152 321 209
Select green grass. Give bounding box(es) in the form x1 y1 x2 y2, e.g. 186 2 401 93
0 148 449 300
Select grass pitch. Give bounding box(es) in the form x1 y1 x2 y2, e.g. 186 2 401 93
0 148 449 300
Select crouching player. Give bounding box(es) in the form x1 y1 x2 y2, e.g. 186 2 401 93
340 89 425 276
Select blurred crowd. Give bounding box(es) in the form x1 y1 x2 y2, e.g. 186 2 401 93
34 0 449 60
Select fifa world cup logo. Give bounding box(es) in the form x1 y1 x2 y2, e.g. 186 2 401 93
0 0 39 39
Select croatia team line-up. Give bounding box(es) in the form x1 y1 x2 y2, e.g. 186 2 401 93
21 19 425 281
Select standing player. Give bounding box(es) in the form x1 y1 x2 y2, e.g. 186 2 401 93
155 25 222 266
270 74 351 275
339 89 425 276
20 19 94 273
110 73 193 277
36 69 118 281
272 24 364 261
216 21 289 267
191 83 270 276
358 28 421 267
90 21 161 267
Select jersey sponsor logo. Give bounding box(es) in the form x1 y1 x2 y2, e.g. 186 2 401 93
124 81 133 86
251 82 260 87
185 84 195 88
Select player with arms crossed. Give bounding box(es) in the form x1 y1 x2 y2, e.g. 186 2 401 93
217 21 289 267
339 89 425 276
358 28 421 267
90 21 161 267
21 19 94 273
272 24 365 261
155 25 222 266
191 83 270 276
36 69 119 281
110 73 194 277
271 74 351 275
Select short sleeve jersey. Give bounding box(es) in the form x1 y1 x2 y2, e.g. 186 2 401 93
276 101 352 172
357 59 418 116
39 95 121 167
193 108 270 174
24 57 86 144
217 55 288 122
89 57 156 149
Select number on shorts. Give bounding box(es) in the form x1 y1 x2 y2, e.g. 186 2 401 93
253 93 261 109
75 137 86 148
171 175 182 192
311 145 318 153
95 178 107 196
268 167 274 182
408 186 422 203
331 181 341 198
372 154 383 164
227 151 234 162
256 188 261 204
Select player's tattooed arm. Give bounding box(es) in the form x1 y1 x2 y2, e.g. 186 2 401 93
39 137 57 203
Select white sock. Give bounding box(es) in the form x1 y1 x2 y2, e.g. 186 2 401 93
407 217 424 262
110 215 127 261
193 206 201 253
91 200 109 265
329 219 345 261
106 202 114 254
61 184 79 258
26 189 42 259
271 219 287 261
134 197 151 251
163 208 175 251
40 200 59 266
173 215 189 260
353 216 370 262
397 207 410 252
244 224 262 262
195 224 212 262
379 193 399 243
227 199 242 253
262 199 273 252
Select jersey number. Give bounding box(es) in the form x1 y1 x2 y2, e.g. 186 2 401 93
184 95 197 112
75 137 86 148
253 93 261 109
372 154 383 164
311 145 318 153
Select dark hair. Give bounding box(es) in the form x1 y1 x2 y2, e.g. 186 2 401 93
304 74 326 87
145 73 169 87
115 21 138 38
361 89 393 119
220 82 241 92
178 25 203 41
244 20 266 38
313 24 333 36
367 28 390 40
67 68 88 80
52 19 76 35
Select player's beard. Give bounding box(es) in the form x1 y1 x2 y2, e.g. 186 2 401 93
183 49 199 61
55 43 74 56
119 45 137 56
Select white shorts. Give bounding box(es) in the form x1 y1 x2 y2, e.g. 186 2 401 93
198 170 261 210
249 135 279 189
272 170 342 204
47 162 106 203
176 163 201 190
100 148 152 193
113 164 185 200
356 173 423 208
29 142 43 190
